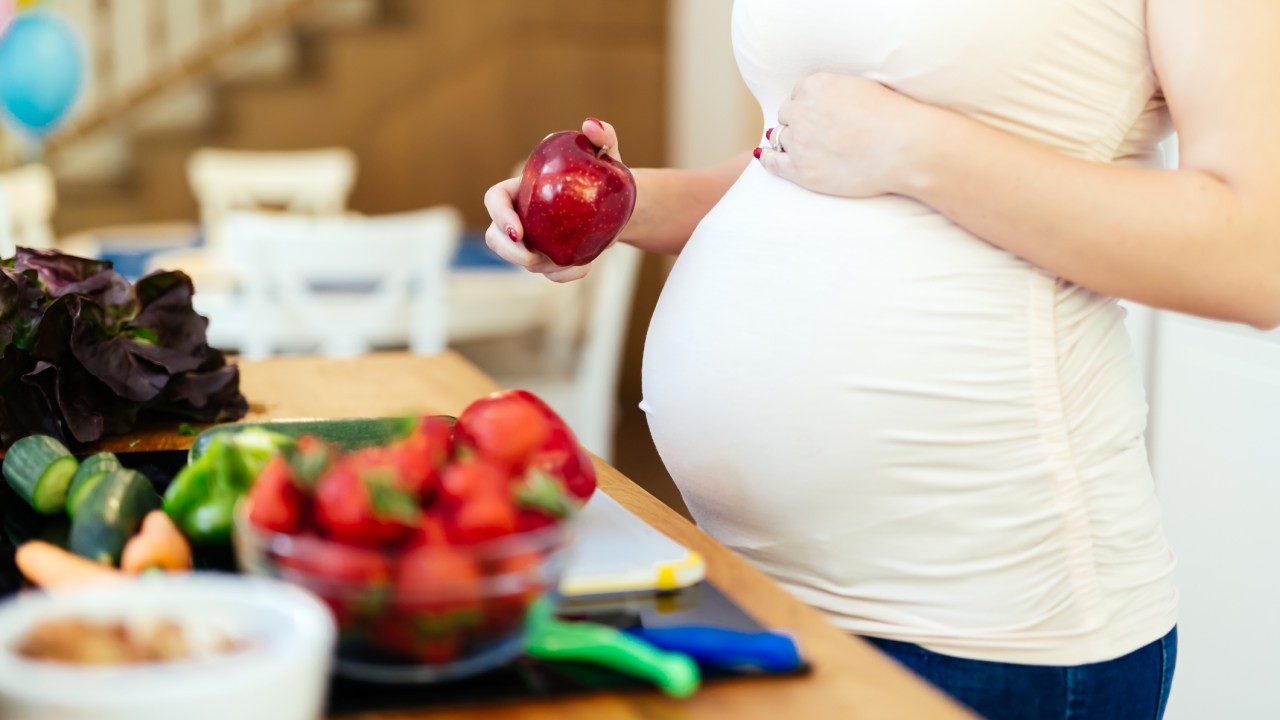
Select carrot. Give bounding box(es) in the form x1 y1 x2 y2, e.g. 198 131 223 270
120 511 193 574
15 541 125 589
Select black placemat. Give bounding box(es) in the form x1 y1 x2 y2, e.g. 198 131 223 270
0 449 811 715
326 581 810 716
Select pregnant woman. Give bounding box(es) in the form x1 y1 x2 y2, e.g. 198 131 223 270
483 1 1280 717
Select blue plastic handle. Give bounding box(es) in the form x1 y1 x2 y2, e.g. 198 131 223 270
625 626 801 673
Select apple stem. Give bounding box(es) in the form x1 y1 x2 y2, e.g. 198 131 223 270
596 145 609 159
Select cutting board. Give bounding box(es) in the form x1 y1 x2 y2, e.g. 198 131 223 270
559 491 705 597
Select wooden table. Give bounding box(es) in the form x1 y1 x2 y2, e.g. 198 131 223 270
130 352 978 720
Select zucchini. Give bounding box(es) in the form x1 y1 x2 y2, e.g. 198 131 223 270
3 435 79 515
65 452 123 517
69 469 161 566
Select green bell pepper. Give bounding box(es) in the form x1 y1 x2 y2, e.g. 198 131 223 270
163 459 211 528
164 433 285 547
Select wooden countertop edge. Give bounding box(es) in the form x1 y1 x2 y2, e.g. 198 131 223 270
591 465 975 719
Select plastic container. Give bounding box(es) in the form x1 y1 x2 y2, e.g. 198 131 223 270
233 505 571 683
0 574 335 720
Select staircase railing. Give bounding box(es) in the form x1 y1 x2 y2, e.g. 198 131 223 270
40 0 325 157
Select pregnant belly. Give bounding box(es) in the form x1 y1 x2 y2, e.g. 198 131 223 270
641 165 1153 628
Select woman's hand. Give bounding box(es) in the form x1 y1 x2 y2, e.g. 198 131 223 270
756 72 930 198
483 117 624 283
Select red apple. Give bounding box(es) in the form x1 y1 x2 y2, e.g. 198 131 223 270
515 131 637 267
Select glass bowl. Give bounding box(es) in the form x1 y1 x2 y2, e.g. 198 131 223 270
232 504 570 683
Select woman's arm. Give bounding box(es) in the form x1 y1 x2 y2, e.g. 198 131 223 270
902 0 1280 329
758 0 1280 329
621 153 752 256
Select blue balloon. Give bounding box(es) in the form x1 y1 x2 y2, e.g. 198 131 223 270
0 11 85 136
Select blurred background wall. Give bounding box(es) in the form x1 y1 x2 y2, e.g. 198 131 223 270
32 0 671 232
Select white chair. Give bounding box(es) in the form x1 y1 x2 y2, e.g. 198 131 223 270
446 269 566 344
480 244 644 461
145 147 358 291
215 207 462 359
189 147 357 247
0 164 56 256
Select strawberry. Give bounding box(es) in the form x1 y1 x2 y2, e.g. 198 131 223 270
395 543 484 614
276 538 390 626
386 416 453 500
455 390 597 503
439 456 508 504
509 389 589 456
403 511 450 549
512 467 578 521
446 490 518 545
247 454 308 534
482 547 544 637
409 635 463 665
369 614 462 664
506 389 566 423
439 458 517 544
525 441 597 504
515 508 557 533
453 391 553 472
285 435 338 492
314 452 421 546
393 544 484 655
369 613 417 658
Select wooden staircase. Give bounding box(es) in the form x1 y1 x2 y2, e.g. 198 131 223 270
47 0 668 236
44 0 325 158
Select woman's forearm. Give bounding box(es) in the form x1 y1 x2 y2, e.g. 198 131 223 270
621 153 752 256
897 107 1280 329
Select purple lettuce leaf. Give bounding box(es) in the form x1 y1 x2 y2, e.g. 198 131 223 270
0 344 29 401
0 267 48 355
0 267 20 316
123 271 208 375
30 294 74 362
22 361 141 444
22 362 98 443
150 348 248 422
68 297 171 403
50 268 136 309
0 371 67 446
10 248 113 294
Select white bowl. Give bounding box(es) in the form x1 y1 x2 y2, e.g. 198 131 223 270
0 573 336 720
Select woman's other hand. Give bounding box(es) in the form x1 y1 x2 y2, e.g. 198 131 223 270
755 73 928 199
483 117 624 283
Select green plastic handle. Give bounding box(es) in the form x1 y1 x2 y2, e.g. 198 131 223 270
525 603 700 698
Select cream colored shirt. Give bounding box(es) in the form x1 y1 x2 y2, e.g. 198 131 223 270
641 0 1178 665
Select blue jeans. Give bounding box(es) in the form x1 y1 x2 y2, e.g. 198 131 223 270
865 627 1177 720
